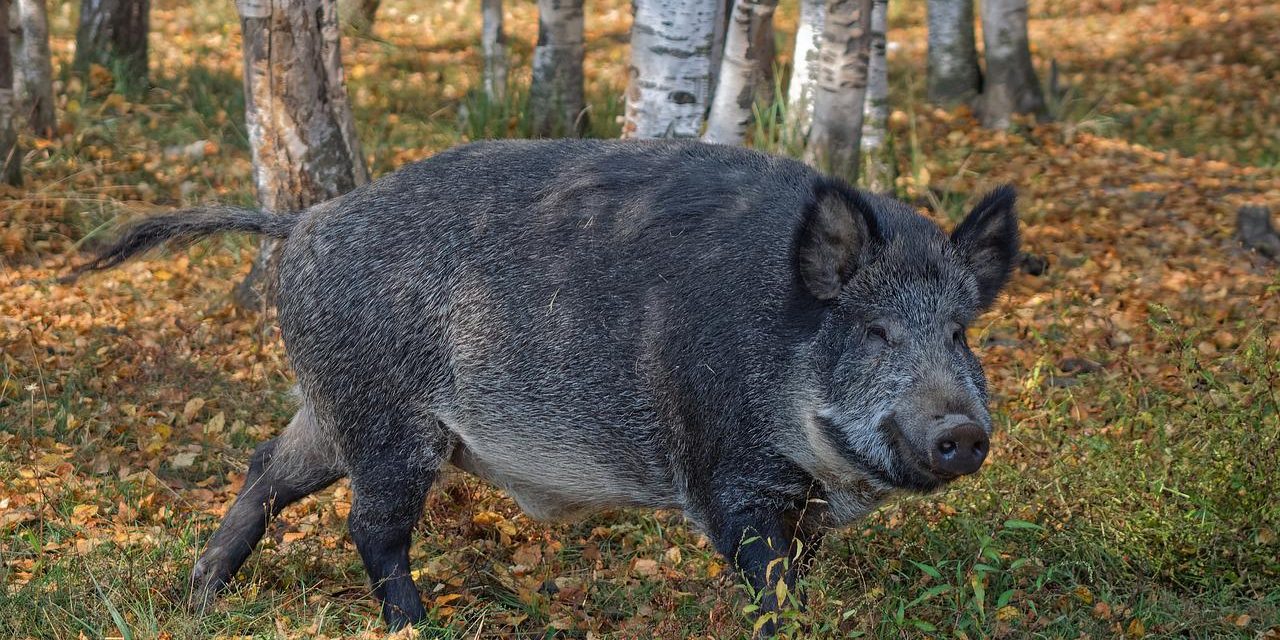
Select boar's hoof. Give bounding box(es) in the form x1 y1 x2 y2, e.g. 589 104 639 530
187 553 232 613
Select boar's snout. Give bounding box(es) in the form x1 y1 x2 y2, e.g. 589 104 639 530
929 416 988 477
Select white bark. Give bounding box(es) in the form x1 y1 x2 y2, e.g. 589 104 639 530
784 0 823 137
481 0 506 101
233 0 363 308
703 0 778 145
0 0 19 185
926 0 979 105
979 0 1045 128
861 0 889 191
530 0 585 136
804 0 873 179
9 0 55 137
623 0 718 139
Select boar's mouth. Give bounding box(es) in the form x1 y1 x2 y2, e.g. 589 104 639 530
813 413 944 492
879 415 956 492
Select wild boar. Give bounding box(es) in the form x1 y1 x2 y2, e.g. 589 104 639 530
76 139 1019 632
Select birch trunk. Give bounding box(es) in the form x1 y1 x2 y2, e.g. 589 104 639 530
784 0 823 137
481 0 506 101
232 0 363 310
74 0 148 85
708 0 728 101
320 0 368 184
750 16 775 107
978 0 1046 128
861 0 889 191
9 0 55 137
925 0 979 105
622 0 717 139
804 0 873 180
529 0 585 137
703 0 777 145
0 0 20 185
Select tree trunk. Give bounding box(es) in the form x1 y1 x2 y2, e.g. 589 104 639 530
750 16 776 108
703 0 777 145
9 0 55 137
622 0 717 139
861 0 890 192
529 0 585 137
708 0 728 102
978 0 1046 128
74 0 148 85
925 0 979 106
0 0 20 185
784 0 823 138
804 0 873 180
320 0 368 184
481 0 506 102
232 0 363 310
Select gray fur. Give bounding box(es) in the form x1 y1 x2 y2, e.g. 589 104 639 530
79 139 1019 632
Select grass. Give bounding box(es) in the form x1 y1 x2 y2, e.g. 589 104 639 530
2 0 1279 637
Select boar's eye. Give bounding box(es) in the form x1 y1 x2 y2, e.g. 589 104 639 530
950 323 967 346
867 324 891 344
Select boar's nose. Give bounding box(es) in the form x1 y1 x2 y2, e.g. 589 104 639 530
930 418 988 477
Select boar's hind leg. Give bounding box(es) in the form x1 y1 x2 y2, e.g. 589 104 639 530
345 420 448 630
189 407 344 611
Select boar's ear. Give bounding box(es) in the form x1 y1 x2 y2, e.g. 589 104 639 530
796 181 877 301
951 185 1021 310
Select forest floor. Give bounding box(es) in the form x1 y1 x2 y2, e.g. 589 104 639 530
2 0 1279 637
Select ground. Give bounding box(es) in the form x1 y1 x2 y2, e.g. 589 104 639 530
1 0 1278 637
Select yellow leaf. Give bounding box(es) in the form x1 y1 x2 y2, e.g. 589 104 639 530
1126 617 1146 638
433 593 463 607
632 558 658 577
206 411 225 435
752 612 777 634
183 397 205 422
664 546 682 565
706 561 723 579
71 504 99 525
996 605 1020 621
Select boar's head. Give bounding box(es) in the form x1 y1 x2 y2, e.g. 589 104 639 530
796 181 1019 494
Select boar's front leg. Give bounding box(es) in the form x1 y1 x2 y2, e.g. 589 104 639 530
710 506 823 636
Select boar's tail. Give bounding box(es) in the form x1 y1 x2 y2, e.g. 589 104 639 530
67 206 299 278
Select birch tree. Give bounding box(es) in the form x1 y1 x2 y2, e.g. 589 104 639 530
74 0 149 85
784 0 823 137
978 0 1046 128
529 0 585 136
703 0 778 145
623 0 718 138
232 0 367 309
9 0 55 137
925 0 979 106
0 0 19 185
861 0 889 191
804 0 873 180
481 0 506 101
